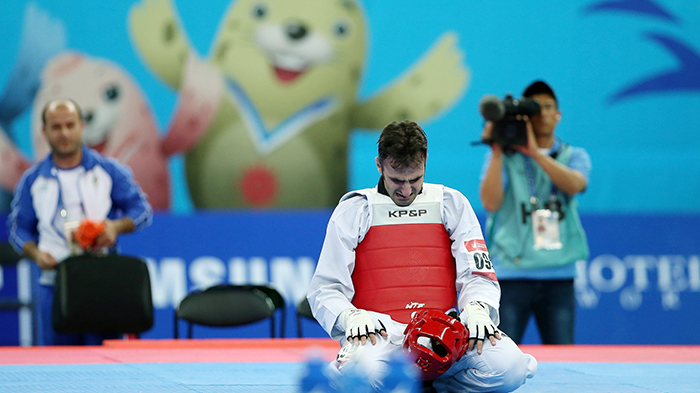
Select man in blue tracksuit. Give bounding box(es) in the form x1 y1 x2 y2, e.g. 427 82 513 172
7 99 152 345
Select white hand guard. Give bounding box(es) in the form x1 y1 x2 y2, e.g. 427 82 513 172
340 309 385 342
462 301 499 342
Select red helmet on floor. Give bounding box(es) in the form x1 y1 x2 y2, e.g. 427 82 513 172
402 309 469 381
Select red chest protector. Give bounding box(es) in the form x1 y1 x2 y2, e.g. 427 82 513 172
351 184 457 324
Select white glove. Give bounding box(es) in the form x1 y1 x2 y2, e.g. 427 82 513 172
461 301 501 352
339 309 387 345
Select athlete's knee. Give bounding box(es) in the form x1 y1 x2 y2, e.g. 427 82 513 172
473 340 537 392
492 353 538 392
495 369 529 392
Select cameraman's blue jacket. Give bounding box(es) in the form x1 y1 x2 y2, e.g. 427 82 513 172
7 145 153 285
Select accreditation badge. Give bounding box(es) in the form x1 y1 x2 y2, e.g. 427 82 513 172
532 209 563 250
63 220 83 256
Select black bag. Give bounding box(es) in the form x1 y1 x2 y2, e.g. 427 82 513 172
52 253 153 334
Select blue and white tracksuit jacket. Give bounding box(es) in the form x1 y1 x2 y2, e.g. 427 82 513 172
7 145 153 285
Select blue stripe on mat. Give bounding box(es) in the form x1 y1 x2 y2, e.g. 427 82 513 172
517 363 700 393
0 363 303 393
0 362 699 392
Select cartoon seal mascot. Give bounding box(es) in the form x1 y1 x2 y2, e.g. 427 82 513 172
130 0 469 208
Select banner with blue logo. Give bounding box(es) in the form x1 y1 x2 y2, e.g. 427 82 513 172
2 211 699 345
1 0 699 346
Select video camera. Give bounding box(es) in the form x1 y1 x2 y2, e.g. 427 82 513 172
478 94 541 151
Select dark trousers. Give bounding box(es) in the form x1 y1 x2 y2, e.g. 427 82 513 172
497 279 575 345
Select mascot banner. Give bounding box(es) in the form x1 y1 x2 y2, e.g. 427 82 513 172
1 0 699 213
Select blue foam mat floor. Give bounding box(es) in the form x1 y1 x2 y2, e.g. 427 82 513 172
1 362 699 392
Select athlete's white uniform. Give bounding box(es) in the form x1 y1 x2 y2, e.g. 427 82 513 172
308 183 537 392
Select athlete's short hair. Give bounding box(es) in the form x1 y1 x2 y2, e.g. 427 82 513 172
377 120 428 170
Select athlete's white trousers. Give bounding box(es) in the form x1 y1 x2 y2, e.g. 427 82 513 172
328 335 537 392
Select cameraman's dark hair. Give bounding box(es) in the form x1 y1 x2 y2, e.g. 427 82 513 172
377 120 427 169
523 80 557 103
41 99 83 127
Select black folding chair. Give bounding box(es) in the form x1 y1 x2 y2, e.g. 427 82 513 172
245 284 286 338
52 253 153 336
174 284 279 339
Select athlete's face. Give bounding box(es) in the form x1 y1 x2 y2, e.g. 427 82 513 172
377 157 425 207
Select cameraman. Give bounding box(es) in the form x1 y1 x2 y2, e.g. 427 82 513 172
479 80 591 345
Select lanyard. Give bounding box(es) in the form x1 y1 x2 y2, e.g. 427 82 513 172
523 156 558 209
51 168 88 244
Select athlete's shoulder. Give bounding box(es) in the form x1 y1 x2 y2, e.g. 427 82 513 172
332 188 372 219
439 184 468 200
339 188 373 203
439 184 477 215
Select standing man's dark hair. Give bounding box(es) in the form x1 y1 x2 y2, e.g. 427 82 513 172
377 120 427 169
522 80 557 103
